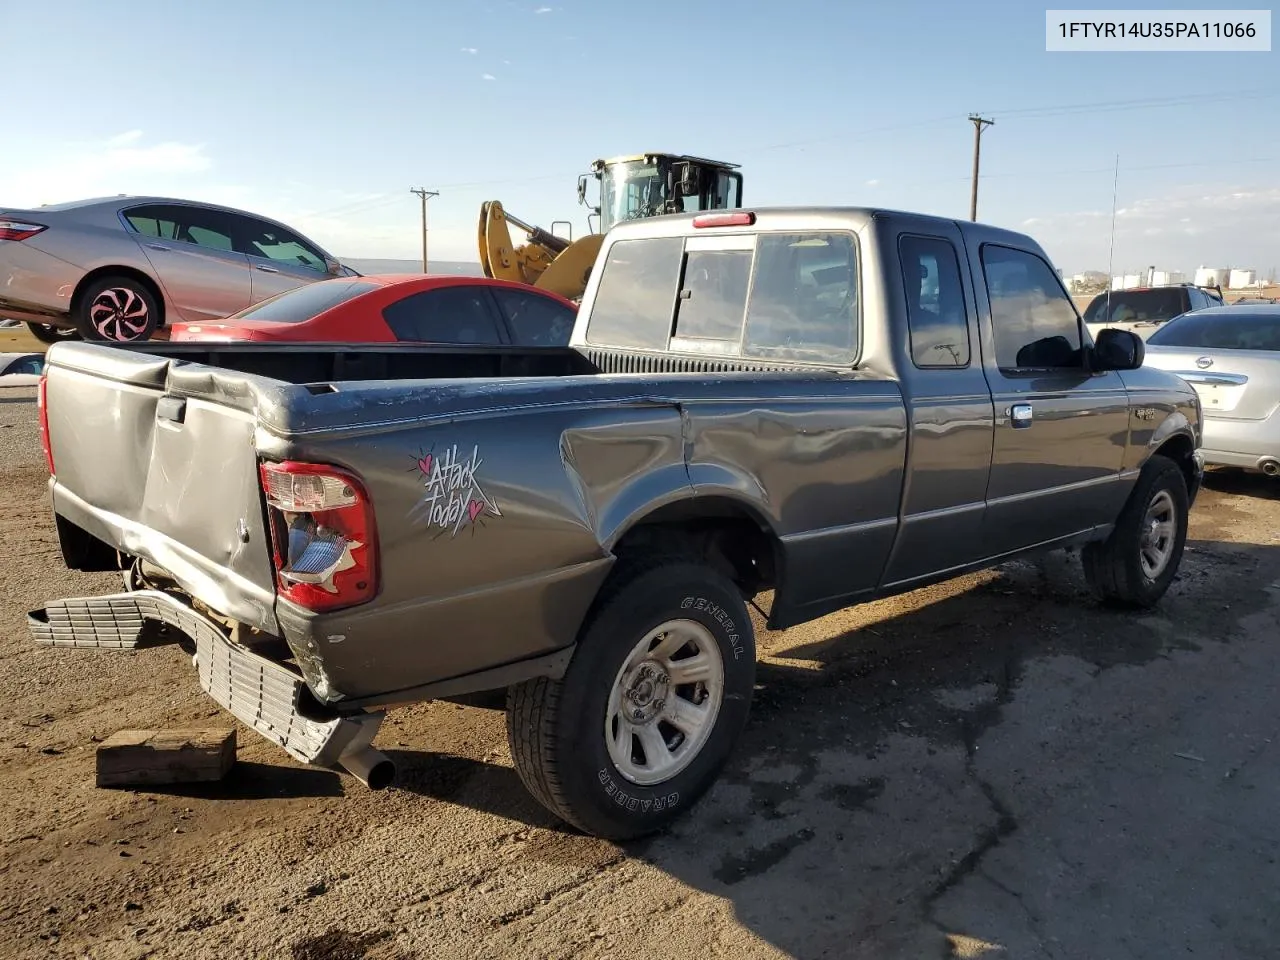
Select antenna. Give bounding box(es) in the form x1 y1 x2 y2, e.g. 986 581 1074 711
1105 154 1119 318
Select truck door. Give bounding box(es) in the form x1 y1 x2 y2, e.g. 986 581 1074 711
879 226 995 587
971 241 1130 557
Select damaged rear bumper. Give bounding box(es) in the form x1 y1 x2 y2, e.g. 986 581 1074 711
27 590 395 789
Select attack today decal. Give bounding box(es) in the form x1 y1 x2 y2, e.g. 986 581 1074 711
408 443 502 537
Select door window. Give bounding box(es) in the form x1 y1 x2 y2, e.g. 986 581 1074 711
981 245 1083 370
489 287 577 346
236 217 327 271
382 287 505 344
899 235 970 368
124 204 237 253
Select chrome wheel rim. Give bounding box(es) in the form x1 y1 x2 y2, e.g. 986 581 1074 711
605 618 725 786
88 287 149 340
1139 489 1177 579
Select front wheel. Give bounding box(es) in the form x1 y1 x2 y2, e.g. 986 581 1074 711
1082 453 1189 608
75 276 159 342
506 554 756 840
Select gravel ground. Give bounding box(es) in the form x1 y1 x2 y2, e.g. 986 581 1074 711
1 385 1278 960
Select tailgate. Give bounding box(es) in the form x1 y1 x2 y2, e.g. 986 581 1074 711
42 343 280 632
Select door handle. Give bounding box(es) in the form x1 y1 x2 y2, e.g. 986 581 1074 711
146 243 170 251
1009 403 1033 428
254 264 280 274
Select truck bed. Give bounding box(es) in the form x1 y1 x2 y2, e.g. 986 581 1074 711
82 341 601 384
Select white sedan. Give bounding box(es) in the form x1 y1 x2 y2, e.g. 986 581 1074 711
1142 305 1280 477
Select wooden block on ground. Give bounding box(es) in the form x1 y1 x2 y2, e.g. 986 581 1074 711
96 728 236 787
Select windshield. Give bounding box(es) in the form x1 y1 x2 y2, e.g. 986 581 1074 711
1146 309 1280 350
228 279 378 323
599 161 665 233
1083 288 1187 325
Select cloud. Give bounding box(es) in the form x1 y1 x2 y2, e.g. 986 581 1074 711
536 5 552 11
461 46 478 54
865 179 880 187
1027 183 1280 274
0 132 212 207
481 73 496 81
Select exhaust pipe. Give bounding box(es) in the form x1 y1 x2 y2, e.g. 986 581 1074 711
1260 459 1280 477
338 745 396 790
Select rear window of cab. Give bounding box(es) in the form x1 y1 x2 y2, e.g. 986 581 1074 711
585 231 859 364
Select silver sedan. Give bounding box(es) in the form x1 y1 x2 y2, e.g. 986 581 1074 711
1143 304 1280 477
0 196 355 343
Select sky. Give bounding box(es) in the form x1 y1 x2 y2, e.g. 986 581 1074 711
2 0 1277 276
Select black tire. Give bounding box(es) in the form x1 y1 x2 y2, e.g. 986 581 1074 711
24 322 80 344
1082 454 1189 608
506 553 756 840
75 276 159 342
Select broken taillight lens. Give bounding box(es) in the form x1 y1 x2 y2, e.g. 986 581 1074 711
259 461 378 612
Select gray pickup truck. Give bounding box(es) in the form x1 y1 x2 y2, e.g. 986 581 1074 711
29 206 1203 840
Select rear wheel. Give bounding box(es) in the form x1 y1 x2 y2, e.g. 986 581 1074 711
24 322 80 344
75 276 159 342
1082 454 1189 607
506 553 756 840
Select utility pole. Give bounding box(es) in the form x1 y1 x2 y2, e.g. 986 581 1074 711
967 114 994 222
410 187 439 273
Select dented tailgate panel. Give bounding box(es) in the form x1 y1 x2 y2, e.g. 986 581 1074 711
44 347 279 632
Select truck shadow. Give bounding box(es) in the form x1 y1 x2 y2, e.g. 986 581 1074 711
374 534 1280 957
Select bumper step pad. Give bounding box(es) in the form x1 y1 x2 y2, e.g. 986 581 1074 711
28 590 382 769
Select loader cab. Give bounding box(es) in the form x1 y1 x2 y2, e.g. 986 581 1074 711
579 153 743 234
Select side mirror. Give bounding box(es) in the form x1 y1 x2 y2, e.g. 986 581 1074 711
577 173 590 206
324 257 344 277
1092 327 1144 371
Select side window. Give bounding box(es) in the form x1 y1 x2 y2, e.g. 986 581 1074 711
237 217 326 271
743 232 858 363
673 248 753 341
382 287 505 344
124 205 181 240
981 245 1083 370
586 237 684 350
124 204 236 252
898 234 970 368
489 287 576 346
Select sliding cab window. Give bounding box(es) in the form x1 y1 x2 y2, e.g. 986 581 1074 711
585 237 684 350
899 234 970 368
672 236 755 346
980 244 1084 372
742 232 859 364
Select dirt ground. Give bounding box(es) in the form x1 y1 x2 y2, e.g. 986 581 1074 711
1 387 1278 960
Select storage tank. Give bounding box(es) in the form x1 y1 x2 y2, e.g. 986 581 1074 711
1195 266 1230 288
1229 268 1257 289
1151 270 1186 286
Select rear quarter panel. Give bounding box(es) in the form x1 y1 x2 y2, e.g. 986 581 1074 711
264 371 906 702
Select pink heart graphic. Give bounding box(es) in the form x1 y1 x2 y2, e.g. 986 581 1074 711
417 454 433 476
468 499 484 523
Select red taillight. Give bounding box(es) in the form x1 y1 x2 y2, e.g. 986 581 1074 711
0 219 47 242
37 373 54 475
259 461 378 613
692 212 755 228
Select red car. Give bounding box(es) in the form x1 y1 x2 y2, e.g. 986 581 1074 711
168 274 578 346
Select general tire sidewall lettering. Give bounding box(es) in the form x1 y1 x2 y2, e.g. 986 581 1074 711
561 564 756 823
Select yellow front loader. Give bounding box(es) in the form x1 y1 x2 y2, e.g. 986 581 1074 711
478 152 743 302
